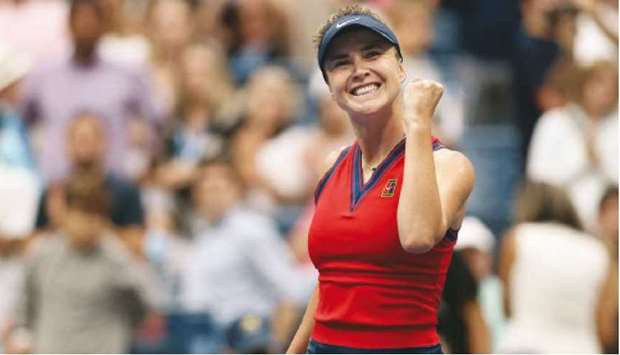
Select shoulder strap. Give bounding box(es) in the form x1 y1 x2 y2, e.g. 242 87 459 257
431 136 444 151
314 146 352 204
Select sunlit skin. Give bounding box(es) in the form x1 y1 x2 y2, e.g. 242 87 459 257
320 25 473 252
323 29 406 122
287 21 475 354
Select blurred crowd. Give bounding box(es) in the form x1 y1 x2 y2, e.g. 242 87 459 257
0 0 617 353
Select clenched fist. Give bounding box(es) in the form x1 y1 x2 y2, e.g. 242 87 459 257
402 79 444 129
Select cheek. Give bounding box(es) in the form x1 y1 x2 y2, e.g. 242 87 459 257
384 62 404 85
326 76 346 97
326 79 349 106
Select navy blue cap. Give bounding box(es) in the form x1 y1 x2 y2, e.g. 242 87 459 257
318 14 402 72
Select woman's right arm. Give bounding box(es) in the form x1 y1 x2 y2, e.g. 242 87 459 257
286 286 319 354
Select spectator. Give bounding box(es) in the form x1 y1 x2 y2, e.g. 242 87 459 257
20 0 162 182
231 66 306 216
130 189 188 354
598 186 619 259
6 174 157 353
156 42 235 192
193 0 229 44
596 186 618 354
180 159 302 353
527 60 618 231
98 0 152 68
534 56 582 113
512 0 579 165
35 113 145 240
573 0 618 66
497 181 611 353
141 193 190 313
0 46 40 353
219 0 292 84
0 235 28 354
0 45 40 240
145 0 195 117
438 250 491 354
455 216 506 352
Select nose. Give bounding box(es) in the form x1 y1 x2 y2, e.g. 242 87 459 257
350 55 370 81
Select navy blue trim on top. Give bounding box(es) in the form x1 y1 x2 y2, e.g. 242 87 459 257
314 146 352 204
432 140 444 151
307 339 443 354
350 139 406 211
443 228 459 242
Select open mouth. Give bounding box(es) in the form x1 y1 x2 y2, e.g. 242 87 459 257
350 83 381 97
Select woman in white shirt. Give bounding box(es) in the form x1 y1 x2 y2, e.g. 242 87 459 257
497 181 613 353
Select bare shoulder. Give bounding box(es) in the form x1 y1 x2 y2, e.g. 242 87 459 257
433 148 475 186
320 145 350 176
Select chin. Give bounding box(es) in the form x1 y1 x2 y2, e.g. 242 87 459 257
351 106 383 117
346 97 391 117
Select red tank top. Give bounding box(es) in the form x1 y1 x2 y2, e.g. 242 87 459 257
308 137 458 349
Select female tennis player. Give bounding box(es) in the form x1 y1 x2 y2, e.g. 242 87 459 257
287 5 475 354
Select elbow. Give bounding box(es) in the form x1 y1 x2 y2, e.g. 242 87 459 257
401 242 434 254
399 222 446 254
399 232 439 254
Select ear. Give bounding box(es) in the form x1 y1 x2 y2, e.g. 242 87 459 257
324 78 335 97
398 62 407 84
322 72 332 92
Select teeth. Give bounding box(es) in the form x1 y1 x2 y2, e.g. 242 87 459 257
352 84 379 96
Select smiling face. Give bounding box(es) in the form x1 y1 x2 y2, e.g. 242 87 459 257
323 28 405 118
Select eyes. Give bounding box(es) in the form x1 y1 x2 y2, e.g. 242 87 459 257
326 47 386 70
363 49 383 59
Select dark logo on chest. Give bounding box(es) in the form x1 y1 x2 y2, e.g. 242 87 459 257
380 179 398 198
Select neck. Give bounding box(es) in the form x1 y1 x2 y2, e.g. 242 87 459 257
74 162 104 176
69 238 99 254
73 49 98 66
583 105 608 122
350 107 405 168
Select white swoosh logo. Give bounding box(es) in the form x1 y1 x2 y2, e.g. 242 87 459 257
336 17 360 28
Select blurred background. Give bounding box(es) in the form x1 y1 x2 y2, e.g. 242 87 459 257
0 0 617 353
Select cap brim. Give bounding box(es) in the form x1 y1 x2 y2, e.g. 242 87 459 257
318 15 400 70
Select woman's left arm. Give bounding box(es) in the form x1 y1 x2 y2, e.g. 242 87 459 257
397 80 475 254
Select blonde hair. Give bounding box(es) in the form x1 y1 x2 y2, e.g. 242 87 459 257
514 181 582 230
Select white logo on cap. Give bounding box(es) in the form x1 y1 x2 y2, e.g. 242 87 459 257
336 17 360 28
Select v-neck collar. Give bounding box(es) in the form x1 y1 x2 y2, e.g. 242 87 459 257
350 138 406 211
